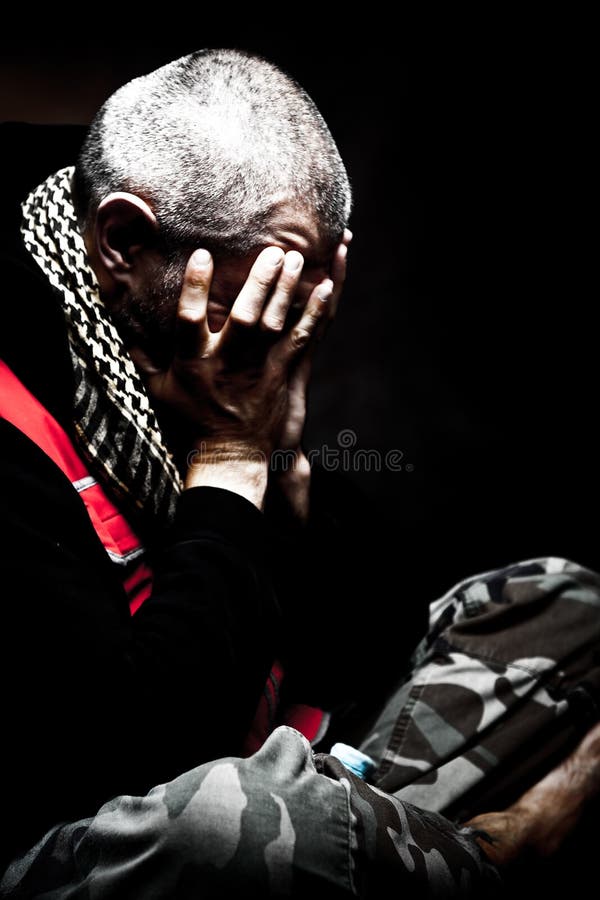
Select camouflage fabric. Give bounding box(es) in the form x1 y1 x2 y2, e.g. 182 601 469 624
2 554 599 898
0 727 497 899
363 556 600 821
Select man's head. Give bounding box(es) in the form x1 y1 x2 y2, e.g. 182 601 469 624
73 49 352 358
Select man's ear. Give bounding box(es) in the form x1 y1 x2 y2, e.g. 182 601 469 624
95 193 158 289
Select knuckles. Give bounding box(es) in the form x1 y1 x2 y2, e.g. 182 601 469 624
251 270 280 293
260 315 285 333
290 326 311 350
177 306 206 324
229 307 261 327
185 271 211 291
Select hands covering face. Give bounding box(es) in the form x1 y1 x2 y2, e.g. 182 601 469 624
132 231 351 462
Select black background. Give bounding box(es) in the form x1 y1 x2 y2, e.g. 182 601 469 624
1 25 596 611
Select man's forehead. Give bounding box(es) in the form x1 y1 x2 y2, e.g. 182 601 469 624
261 200 335 267
271 230 333 269
212 229 334 290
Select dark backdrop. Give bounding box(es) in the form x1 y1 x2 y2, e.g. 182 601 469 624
1 31 595 611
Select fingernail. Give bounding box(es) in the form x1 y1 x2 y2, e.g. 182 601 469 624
193 249 211 267
338 244 348 260
284 250 304 272
264 247 284 266
316 279 334 302
344 229 353 242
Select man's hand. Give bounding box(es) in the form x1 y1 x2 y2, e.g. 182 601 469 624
464 720 600 869
133 246 333 509
273 231 351 522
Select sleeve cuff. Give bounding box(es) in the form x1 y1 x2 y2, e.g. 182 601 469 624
171 486 267 554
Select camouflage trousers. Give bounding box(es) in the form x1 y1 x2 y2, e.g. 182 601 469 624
2 556 600 898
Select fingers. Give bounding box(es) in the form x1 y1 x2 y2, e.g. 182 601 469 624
175 249 213 359
260 250 304 331
272 277 334 367
220 247 284 343
329 242 348 319
328 228 352 319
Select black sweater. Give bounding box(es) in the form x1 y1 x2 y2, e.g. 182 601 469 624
1 417 279 856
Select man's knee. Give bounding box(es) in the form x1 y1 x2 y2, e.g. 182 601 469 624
160 726 320 848
84 726 353 896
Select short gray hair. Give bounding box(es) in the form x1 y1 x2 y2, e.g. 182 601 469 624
74 49 352 256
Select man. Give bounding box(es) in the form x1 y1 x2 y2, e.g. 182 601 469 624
1 48 600 898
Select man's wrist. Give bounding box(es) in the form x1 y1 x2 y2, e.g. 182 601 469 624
185 441 269 510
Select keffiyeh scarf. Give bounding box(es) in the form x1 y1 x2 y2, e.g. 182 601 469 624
20 167 182 531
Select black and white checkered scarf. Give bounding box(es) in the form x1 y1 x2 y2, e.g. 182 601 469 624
21 166 182 531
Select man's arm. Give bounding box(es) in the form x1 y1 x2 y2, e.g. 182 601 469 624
464 720 600 869
0 418 276 860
